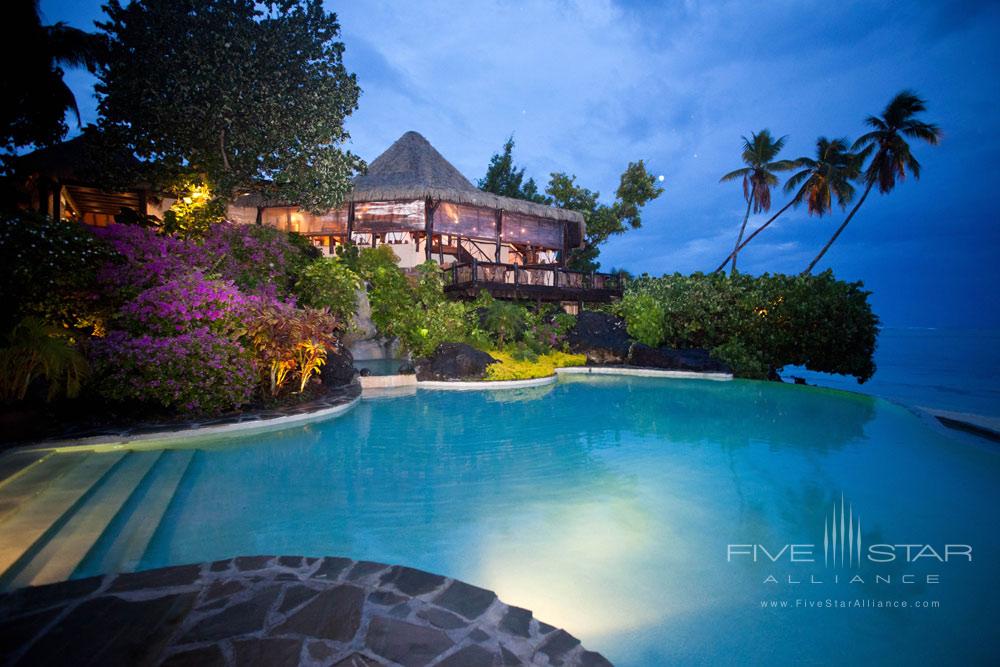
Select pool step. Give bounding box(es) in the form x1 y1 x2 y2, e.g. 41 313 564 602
6 451 164 589
74 449 196 578
0 452 125 582
0 450 53 490
0 451 89 523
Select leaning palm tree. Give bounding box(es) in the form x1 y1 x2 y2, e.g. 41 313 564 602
2 1 105 154
784 137 865 216
803 91 941 274
719 130 795 274
713 137 862 272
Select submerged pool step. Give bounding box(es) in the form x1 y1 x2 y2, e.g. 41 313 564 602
74 449 196 578
6 451 164 589
0 452 89 524
0 450 53 490
0 451 125 582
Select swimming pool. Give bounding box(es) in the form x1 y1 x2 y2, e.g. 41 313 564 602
6 376 1000 664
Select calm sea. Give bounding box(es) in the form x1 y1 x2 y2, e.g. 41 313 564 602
787 327 1000 418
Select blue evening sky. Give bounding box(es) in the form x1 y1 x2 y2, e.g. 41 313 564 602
41 1 1000 328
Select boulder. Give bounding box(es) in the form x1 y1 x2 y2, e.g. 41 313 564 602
566 311 631 365
626 344 732 374
320 346 357 387
415 343 498 381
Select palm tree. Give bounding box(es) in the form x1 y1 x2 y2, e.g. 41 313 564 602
1 1 105 155
803 90 941 274
719 130 795 275
784 137 865 215
713 137 864 272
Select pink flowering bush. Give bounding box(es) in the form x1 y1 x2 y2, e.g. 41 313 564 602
79 220 336 416
90 328 256 414
118 272 247 336
94 223 202 295
200 223 317 295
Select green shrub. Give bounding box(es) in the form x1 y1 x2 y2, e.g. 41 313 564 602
620 292 666 347
622 271 879 382
0 213 112 333
296 258 362 324
482 300 527 350
0 317 89 402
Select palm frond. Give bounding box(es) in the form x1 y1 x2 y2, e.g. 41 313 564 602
720 167 750 183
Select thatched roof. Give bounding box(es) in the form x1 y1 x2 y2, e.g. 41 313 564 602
348 131 584 224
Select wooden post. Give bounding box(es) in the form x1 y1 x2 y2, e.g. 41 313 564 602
560 221 568 267
495 209 503 263
139 189 149 219
38 179 50 217
52 181 62 221
424 198 433 262
347 202 355 244
255 206 263 225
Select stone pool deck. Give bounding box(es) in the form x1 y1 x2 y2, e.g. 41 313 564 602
0 556 612 666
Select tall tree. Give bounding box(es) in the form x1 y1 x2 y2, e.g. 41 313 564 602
478 136 546 203
96 0 363 211
548 162 663 272
0 0 105 166
719 130 795 275
478 138 663 271
804 90 941 274
714 137 864 272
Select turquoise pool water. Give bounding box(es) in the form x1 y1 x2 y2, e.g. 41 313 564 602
91 377 999 664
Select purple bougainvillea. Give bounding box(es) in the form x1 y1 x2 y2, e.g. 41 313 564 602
90 327 256 414
86 221 329 416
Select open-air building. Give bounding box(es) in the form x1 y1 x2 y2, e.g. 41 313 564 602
18 130 623 303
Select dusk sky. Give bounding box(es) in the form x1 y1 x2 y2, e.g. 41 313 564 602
42 0 1000 328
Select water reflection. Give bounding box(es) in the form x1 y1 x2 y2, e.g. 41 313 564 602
136 376 998 665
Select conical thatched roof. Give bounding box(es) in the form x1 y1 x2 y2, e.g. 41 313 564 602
348 131 584 224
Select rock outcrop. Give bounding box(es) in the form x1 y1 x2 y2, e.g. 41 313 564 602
415 344 498 381
566 311 631 364
626 344 732 374
320 346 357 387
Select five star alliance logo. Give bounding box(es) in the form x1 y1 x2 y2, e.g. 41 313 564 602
824 494 861 568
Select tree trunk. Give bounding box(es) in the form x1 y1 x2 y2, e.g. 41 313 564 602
802 181 874 275
730 198 753 275
714 198 795 273
219 129 231 171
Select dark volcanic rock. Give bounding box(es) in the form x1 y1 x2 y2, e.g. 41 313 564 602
397 362 416 375
321 346 356 387
415 343 498 381
567 311 631 364
627 344 732 374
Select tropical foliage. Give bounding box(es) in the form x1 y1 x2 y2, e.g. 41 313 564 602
715 90 939 274
0 317 89 401
297 257 362 324
478 136 663 271
719 130 795 274
96 0 363 210
620 272 879 382
0 213 112 333
1 0 105 165
803 90 941 273
485 351 586 381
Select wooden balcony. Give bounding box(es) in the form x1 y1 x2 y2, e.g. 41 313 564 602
443 260 624 303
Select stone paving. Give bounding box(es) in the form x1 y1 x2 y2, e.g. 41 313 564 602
0 556 613 666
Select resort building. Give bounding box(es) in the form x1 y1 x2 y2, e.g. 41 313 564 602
17 130 623 303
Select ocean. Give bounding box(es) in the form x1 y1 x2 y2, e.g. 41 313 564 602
786 327 1000 418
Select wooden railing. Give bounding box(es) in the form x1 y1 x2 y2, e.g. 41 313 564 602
447 261 624 295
